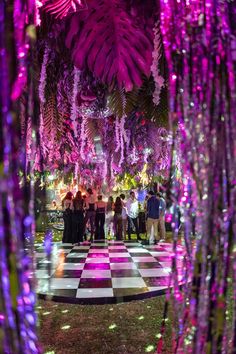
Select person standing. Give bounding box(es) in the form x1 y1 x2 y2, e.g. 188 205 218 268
105 196 114 239
113 197 123 240
72 191 84 245
126 191 140 240
62 192 73 243
82 194 87 240
120 194 127 240
95 195 106 240
145 191 160 245
85 188 96 242
144 194 154 244
157 192 166 241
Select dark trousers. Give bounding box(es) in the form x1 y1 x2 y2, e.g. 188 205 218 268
127 216 139 239
114 213 123 240
95 213 105 240
85 210 96 238
72 211 84 243
62 209 72 243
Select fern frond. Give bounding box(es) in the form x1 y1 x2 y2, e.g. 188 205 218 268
84 118 98 144
137 78 169 127
108 88 126 118
125 89 139 115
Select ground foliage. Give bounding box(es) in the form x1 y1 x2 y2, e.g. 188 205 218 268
38 297 173 354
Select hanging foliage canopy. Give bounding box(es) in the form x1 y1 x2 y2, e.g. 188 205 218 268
29 0 169 183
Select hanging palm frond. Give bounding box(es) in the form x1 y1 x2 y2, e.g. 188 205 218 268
43 0 87 20
107 88 126 118
66 0 154 91
84 118 98 145
138 83 169 127
125 89 139 116
107 76 169 127
41 94 61 152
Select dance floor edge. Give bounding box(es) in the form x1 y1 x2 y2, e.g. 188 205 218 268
37 287 168 305
36 240 185 305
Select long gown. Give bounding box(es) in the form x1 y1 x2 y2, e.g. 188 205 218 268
62 199 73 243
72 199 84 244
95 202 106 240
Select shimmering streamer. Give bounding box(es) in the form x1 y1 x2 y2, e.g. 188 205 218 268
80 115 86 160
159 1 236 353
70 66 80 138
0 1 40 352
151 21 165 106
114 115 127 167
38 45 50 104
115 116 121 153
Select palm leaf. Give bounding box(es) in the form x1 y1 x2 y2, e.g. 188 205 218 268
125 89 139 116
42 94 65 146
66 0 154 91
137 77 169 127
42 95 57 136
107 77 169 127
107 88 126 118
84 118 98 145
43 0 87 19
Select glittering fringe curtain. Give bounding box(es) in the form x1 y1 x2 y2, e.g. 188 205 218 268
159 0 236 353
0 0 40 353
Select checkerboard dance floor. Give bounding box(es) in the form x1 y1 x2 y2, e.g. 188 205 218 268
36 241 185 304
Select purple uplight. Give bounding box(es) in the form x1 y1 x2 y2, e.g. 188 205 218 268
43 230 53 256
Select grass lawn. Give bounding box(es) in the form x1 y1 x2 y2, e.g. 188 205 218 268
38 296 173 354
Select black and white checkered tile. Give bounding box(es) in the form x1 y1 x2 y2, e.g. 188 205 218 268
35 241 185 304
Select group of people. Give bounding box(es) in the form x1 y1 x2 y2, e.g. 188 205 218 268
62 188 166 245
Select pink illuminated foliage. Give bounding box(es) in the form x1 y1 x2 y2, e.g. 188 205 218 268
34 21 169 181
35 0 166 180
43 0 87 19
66 0 155 91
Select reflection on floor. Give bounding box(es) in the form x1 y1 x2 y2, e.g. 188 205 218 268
36 240 185 304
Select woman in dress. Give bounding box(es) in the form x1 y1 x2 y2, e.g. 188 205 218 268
113 197 123 240
95 195 106 240
105 196 114 239
62 191 73 243
72 191 85 245
85 188 96 242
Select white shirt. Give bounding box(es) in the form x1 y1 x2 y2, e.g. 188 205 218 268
121 200 127 219
126 198 139 218
159 197 166 216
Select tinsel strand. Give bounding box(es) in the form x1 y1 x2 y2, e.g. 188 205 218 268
71 66 80 138
38 45 50 104
115 116 121 153
151 21 165 106
159 1 236 353
0 0 40 352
